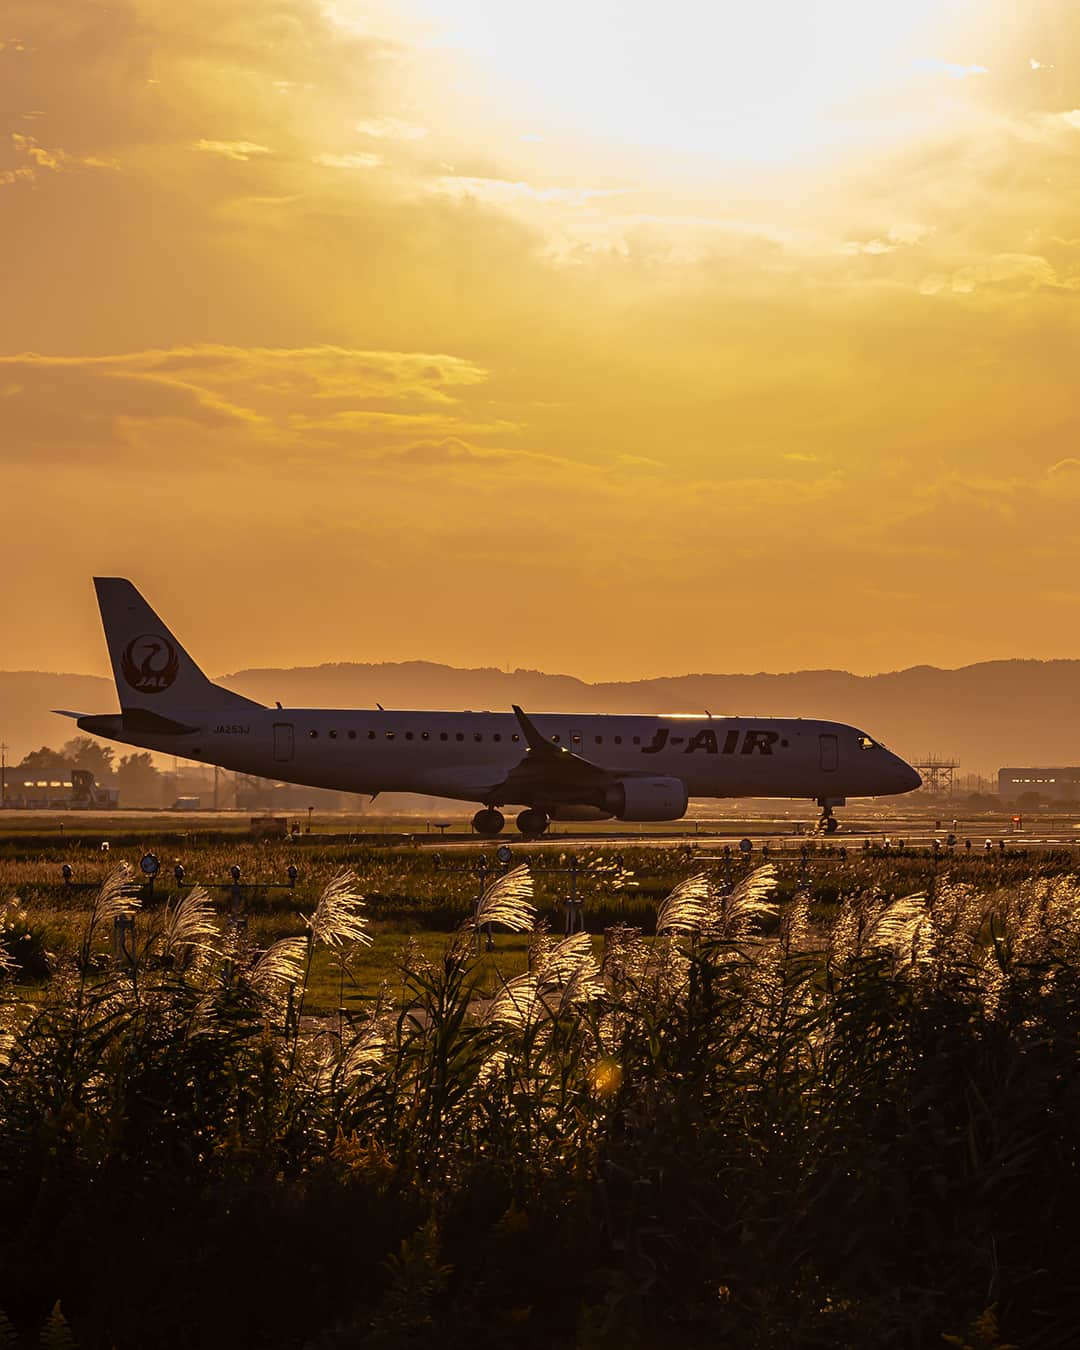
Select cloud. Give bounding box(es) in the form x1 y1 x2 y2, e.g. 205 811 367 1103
0 166 34 187
432 175 626 208
313 151 382 169
0 346 495 461
380 437 582 472
354 116 427 141
920 252 1071 295
0 353 263 454
1045 458 1080 492
0 133 116 186
194 139 273 161
841 222 933 256
82 345 489 400
914 58 990 80
12 0 1080 682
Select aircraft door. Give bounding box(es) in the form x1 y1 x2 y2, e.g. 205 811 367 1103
819 734 839 772
273 723 294 763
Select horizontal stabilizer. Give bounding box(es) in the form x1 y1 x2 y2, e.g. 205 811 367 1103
77 709 199 738
52 709 90 721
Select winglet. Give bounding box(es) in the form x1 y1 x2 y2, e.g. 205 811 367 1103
512 704 565 757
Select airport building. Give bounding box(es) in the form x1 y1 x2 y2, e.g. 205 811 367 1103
998 768 1080 803
1 767 119 809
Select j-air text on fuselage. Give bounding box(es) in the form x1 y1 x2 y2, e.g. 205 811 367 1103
55 578 922 837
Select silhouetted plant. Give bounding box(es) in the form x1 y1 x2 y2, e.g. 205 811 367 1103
2 861 1080 1347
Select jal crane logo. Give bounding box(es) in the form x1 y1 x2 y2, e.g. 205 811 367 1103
120 634 180 694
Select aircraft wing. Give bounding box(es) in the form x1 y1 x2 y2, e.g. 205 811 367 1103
477 704 613 804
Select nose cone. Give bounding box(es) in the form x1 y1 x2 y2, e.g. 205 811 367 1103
894 756 922 794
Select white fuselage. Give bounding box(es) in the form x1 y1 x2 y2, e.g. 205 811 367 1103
94 707 921 807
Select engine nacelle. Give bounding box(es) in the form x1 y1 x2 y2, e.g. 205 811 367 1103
603 776 689 822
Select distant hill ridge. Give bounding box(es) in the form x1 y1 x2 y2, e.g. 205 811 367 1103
4 658 1080 775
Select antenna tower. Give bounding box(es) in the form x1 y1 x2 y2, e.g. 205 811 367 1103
912 754 960 796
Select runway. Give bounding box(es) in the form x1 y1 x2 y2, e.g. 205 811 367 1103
375 808 1080 854
3 807 1078 853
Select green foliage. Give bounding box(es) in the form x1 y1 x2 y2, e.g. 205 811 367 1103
0 901 57 979
1 858 1080 1347
60 738 115 780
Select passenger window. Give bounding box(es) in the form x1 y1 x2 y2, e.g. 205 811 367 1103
367 730 376 740
551 735 561 744
440 732 448 741
405 732 414 741
572 734 581 744
632 736 640 745
614 736 622 745
456 732 465 742
309 730 318 739
512 733 520 742
329 730 337 739
595 736 603 744
421 731 430 740
348 730 357 740
474 732 483 742
386 732 395 740
493 733 501 742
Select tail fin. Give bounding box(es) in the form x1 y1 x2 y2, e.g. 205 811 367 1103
93 578 261 714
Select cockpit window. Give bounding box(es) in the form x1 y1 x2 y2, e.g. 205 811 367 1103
858 734 880 751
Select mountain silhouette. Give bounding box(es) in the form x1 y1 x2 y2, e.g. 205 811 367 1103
2 658 1075 778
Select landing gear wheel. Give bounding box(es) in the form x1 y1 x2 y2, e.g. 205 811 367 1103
824 815 839 835
516 807 549 837
473 807 505 836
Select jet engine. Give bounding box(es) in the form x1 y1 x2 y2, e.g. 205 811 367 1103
603 777 689 822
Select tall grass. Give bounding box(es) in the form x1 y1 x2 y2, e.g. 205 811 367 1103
1 863 1078 1348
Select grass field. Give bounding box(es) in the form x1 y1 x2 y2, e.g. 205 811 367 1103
2 815 1073 1005
2 815 1080 1347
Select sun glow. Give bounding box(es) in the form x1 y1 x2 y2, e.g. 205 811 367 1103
402 0 984 160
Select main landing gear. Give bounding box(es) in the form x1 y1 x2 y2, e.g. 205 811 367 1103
472 808 505 836
516 808 549 837
471 806 550 837
816 797 842 834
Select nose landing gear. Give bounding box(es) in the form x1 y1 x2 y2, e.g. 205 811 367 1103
816 797 845 834
472 807 505 836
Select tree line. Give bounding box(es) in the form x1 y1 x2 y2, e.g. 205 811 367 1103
12 737 162 805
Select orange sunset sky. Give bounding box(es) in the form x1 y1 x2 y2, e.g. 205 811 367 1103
3 0 1080 682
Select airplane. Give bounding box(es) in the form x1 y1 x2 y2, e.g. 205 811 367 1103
56 578 922 835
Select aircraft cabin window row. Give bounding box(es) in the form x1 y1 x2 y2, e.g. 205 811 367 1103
303 728 645 744
307 729 536 743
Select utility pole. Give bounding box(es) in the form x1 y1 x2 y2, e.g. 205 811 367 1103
0 742 6 809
